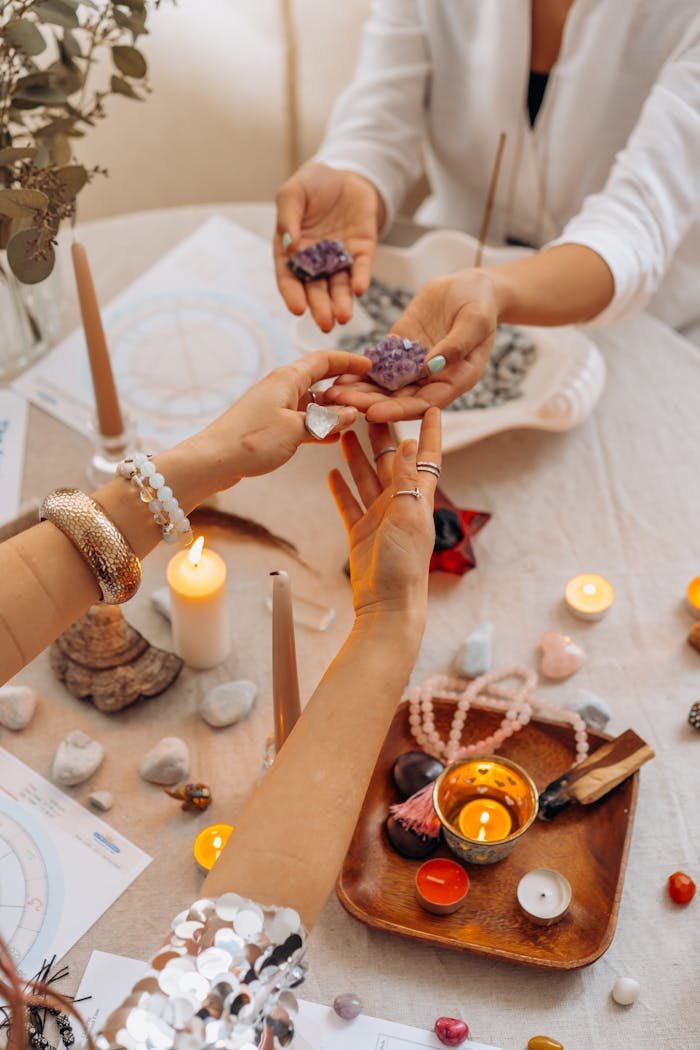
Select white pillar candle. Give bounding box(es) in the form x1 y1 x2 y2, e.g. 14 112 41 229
166 537 230 669
564 573 615 621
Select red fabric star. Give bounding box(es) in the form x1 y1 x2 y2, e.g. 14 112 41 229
429 487 491 576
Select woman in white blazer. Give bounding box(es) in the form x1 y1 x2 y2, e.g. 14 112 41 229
274 0 700 421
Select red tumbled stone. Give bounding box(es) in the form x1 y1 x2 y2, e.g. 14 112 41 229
434 1017 470 1046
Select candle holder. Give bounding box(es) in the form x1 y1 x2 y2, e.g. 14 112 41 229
433 756 538 865
86 412 139 488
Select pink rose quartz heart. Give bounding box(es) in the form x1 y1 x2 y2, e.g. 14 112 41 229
539 632 586 680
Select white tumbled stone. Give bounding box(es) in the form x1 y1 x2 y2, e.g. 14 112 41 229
88 790 114 812
199 680 258 728
53 730 104 786
612 977 640 1006
139 736 189 785
572 688 613 731
0 685 37 730
454 622 493 678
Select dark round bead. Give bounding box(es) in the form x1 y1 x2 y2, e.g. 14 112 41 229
433 509 464 552
392 751 445 799
385 815 440 859
688 701 700 731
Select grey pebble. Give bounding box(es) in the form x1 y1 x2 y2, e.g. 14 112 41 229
139 736 189 785
0 685 37 730
53 730 104 786
88 790 113 812
199 680 258 728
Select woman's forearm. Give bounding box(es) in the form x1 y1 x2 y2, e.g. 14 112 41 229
488 243 615 326
0 432 231 684
202 607 425 928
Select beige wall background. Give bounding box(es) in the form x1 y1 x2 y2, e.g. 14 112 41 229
77 1 371 221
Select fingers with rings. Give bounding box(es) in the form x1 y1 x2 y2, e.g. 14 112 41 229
368 422 397 487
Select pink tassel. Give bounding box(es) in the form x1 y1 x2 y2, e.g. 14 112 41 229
389 782 441 839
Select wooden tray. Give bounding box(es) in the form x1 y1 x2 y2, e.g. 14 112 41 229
337 701 639 969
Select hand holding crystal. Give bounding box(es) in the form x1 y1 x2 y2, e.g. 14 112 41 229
322 269 499 422
274 162 383 332
329 407 441 623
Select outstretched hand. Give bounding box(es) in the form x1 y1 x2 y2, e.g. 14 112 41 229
274 162 382 332
321 270 499 422
329 407 441 620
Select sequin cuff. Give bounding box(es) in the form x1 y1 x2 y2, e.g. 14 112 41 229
97 895 307 1050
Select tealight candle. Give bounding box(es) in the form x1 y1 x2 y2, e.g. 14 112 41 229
415 858 470 915
458 798 513 842
193 823 233 871
685 576 700 617
517 868 572 925
166 536 230 669
564 573 615 621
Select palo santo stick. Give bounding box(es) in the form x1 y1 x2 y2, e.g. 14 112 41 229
474 130 507 268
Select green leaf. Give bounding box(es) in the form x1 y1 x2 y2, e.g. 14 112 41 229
109 74 143 100
53 163 88 202
112 45 148 79
49 132 71 166
34 1 79 29
0 147 37 166
5 20 48 57
62 28 82 58
0 188 50 219
7 227 56 284
13 84 69 106
113 8 148 37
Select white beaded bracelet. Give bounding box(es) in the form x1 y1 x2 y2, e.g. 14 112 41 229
117 452 193 548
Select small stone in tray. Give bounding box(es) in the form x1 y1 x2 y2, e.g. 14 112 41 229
287 238 353 281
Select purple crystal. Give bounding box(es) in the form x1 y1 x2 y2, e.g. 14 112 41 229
364 335 428 391
333 993 363 1021
287 239 353 281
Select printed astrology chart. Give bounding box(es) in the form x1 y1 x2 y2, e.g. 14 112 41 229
13 217 296 451
0 749 150 978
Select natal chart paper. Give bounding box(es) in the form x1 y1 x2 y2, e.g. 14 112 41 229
13 217 296 451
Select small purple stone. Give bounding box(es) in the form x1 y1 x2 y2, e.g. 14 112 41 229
333 993 363 1021
287 239 353 281
364 335 428 391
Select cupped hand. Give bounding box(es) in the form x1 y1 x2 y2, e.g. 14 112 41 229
329 407 441 620
321 269 499 422
274 162 383 332
197 350 372 489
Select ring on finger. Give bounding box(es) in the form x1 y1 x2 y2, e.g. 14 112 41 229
392 487 422 500
374 445 398 462
416 460 441 478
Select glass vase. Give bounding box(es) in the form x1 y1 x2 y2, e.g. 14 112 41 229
0 252 61 382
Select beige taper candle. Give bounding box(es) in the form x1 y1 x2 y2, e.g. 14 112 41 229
71 240 124 437
271 570 301 751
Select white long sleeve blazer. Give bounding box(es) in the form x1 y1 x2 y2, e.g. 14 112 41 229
316 0 700 335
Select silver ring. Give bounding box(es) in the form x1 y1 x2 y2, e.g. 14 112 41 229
373 445 398 462
416 460 441 475
308 388 318 403
391 487 422 500
304 402 340 440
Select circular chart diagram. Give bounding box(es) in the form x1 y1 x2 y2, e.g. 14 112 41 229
101 290 294 448
0 795 64 977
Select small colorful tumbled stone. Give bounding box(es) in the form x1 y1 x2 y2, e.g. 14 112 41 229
455 622 493 678
668 870 696 904
287 238 353 281
688 621 700 653
333 993 362 1020
527 1038 564 1050
688 701 700 731
364 335 429 391
571 688 612 731
611 977 640 1006
434 1017 469 1047
392 751 444 799
539 631 586 680
385 814 440 859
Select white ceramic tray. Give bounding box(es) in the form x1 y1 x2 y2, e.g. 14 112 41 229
291 229 606 454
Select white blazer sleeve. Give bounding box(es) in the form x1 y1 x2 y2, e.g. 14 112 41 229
314 0 430 232
548 17 700 326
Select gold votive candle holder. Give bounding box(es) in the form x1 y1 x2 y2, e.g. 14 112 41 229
433 756 539 865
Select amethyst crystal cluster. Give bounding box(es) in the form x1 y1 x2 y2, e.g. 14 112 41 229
364 334 429 391
287 238 353 281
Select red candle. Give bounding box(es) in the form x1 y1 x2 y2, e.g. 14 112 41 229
415 858 470 915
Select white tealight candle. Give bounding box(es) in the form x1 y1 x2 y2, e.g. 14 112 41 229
564 573 615 621
166 536 230 669
516 867 572 925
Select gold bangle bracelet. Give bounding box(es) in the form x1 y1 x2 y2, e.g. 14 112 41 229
40 488 142 605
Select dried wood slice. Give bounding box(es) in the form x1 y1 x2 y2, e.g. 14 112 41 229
51 605 183 712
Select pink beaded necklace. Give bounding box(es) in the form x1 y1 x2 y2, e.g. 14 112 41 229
406 666 590 765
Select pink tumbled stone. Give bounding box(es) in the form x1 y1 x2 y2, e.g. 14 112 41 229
434 1016 470 1046
539 631 586 680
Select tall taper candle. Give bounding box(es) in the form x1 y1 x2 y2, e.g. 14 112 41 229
271 570 301 751
71 241 124 437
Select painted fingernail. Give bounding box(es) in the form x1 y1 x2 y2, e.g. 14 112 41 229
281 231 293 252
427 355 447 375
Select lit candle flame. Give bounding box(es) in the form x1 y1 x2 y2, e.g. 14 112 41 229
477 809 490 841
188 535 205 568
582 582 597 596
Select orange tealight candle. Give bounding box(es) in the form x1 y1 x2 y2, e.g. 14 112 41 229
458 798 513 842
193 823 233 871
415 858 470 915
686 576 700 617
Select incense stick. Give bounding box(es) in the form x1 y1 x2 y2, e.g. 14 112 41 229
474 131 507 268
